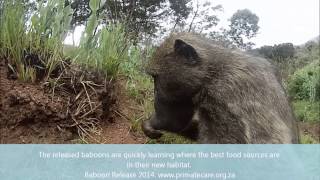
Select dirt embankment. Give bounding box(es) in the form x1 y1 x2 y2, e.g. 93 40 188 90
0 61 71 143
0 59 146 144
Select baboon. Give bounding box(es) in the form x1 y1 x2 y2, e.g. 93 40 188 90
142 33 299 144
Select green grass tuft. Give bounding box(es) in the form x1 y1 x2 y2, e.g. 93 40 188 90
300 134 318 144
147 133 196 144
75 23 129 78
293 100 320 122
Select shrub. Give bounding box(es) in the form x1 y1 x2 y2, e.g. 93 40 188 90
97 24 129 77
300 134 318 144
28 0 72 80
121 46 154 102
293 101 319 122
287 61 320 101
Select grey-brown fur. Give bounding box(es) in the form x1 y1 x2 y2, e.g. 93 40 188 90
142 32 299 144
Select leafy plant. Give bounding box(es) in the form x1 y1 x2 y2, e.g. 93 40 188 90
29 0 72 80
288 61 320 101
0 1 29 80
121 46 154 102
293 101 319 122
97 24 129 77
300 134 318 144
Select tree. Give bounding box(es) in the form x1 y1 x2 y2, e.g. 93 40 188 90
186 1 222 33
70 0 92 26
227 9 259 50
67 1 261 49
272 43 295 59
169 0 192 32
254 43 295 60
305 41 317 51
68 0 193 41
257 45 274 59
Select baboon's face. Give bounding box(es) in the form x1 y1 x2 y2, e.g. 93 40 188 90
142 39 203 138
148 39 203 102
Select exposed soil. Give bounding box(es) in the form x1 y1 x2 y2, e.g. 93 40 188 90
0 60 70 143
0 59 146 144
89 79 147 144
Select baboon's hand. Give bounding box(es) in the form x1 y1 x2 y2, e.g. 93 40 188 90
141 120 163 139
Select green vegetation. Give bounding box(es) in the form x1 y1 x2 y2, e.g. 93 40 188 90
1 0 128 82
74 0 129 78
75 23 129 78
293 101 319 122
288 57 320 103
121 46 154 102
1 2 31 81
147 133 195 144
29 0 72 80
300 134 319 144
119 46 155 139
256 40 319 124
0 0 71 82
288 59 319 125
286 45 320 123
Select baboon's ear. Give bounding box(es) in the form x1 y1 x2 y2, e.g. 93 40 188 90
174 39 199 63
